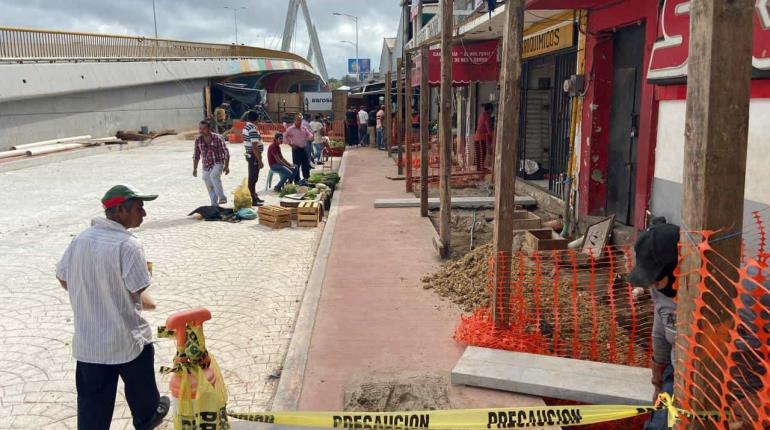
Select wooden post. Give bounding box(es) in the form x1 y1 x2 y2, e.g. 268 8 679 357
397 57 404 174
438 0 453 259
405 52 414 192
491 0 524 326
420 45 430 217
416 0 424 34
675 0 753 426
385 71 392 153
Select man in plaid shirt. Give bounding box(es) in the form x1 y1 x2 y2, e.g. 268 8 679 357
193 120 230 206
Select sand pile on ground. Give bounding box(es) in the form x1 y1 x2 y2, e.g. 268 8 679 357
421 244 492 312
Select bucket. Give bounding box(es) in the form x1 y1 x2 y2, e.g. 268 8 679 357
230 120 245 143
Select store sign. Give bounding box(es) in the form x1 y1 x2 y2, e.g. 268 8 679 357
522 21 575 59
411 40 500 86
648 0 770 83
304 92 332 111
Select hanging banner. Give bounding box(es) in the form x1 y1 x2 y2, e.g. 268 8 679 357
411 40 500 87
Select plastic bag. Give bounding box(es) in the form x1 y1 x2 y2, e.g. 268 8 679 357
236 208 257 220
233 178 252 211
175 357 230 429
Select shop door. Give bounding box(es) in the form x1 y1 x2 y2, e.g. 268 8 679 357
607 24 644 225
549 50 577 198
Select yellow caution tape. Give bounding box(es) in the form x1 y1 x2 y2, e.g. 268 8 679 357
227 394 723 429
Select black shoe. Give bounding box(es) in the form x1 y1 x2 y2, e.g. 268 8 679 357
254 196 265 204
253 201 264 207
142 396 170 430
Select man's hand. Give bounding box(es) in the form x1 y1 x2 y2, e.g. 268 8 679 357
193 169 198 177
224 166 230 175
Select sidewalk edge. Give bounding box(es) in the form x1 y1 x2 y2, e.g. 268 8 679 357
270 153 349 411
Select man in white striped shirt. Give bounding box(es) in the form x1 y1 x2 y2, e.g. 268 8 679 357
56 184 169 430
243 111 264 206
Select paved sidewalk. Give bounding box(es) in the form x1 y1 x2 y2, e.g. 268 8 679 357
293 148 544 411
0 138 322 429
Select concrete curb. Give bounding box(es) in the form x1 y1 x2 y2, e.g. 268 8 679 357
269 152 349 411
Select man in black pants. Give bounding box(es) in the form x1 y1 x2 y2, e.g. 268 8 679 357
285 115 314 181
243 111 264 205
345 107 358 147
56 185 170 430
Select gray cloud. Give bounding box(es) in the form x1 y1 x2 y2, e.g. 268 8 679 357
0 0 402 78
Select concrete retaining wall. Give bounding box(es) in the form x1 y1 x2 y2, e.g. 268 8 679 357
0 79 206 151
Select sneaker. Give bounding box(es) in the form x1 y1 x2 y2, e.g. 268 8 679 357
253 201 264 207
143 396 170 430
218 197 227 204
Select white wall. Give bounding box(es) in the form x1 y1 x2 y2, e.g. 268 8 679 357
650 99 770 224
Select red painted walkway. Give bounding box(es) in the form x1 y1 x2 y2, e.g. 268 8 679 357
297 147 544 410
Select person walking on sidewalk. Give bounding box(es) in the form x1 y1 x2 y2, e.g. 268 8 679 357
193 120 230 206
628 219 680 430
268 132 299 192
285 115 314 181
56 185 170 430
474 103 494 171
357 106 369 146
243 112 264 206
376 105 385 150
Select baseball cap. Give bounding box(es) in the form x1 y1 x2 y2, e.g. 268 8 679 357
628 223 681 286
101 184 158 209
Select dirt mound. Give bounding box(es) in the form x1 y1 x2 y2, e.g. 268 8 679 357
421 243 492 312
344 373 451 412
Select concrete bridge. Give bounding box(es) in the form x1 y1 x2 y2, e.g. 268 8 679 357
0 27 321 150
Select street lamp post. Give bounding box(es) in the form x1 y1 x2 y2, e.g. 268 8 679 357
333 12 360 81
224 6 247 45
152 0 159 39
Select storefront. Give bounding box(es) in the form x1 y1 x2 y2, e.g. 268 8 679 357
516 19 577 198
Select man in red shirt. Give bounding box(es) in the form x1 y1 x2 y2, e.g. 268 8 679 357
474 103 494 171
267 133 298 192
193 120 230 206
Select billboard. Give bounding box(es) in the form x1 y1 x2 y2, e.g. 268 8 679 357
347 58 371 74
304 92 333 111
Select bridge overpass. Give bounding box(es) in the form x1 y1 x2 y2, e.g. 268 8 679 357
0 27 321 150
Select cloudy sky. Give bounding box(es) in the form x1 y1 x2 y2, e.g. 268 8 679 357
0 0 402 78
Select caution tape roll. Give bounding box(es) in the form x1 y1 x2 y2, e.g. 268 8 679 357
227 394 723 429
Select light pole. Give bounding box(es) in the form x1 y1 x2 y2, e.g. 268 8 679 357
152 0 159 39
224 6 247 45
333 12 359 81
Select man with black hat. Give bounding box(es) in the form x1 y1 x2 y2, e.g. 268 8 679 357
628 219 680 429
56 185 170 430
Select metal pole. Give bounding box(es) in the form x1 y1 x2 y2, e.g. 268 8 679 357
152 0 158 39
355 16 359 81
234 9 239 44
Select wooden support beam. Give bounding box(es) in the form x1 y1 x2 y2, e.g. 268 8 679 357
420 45 430 217
405 52 414 192
397 57 404 174
492 0 524 326
438 0 453 259
385 71 392 153
675 1 754 427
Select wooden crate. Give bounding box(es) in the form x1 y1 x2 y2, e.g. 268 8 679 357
280 200 300 220
512 210 542 231
525 229 568 251
297 201 321 227
259 205 292 228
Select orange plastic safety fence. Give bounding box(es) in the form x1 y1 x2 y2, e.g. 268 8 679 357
674 211 770 429
455 246 654 367
404 133 492 189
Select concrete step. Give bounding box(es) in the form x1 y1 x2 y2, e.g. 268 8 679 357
373 196 537 209
451 346 654 405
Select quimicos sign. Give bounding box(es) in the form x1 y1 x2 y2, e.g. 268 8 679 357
647 0 770 83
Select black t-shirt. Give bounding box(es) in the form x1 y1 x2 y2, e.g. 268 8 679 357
345 111 357 126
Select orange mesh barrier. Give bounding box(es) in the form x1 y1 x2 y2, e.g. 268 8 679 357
455 246 654 367
403 129 491 189
674 210 770 429
255 122 286 143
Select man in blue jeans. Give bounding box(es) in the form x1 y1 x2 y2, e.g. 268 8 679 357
267 133 299 192
628 220 680 430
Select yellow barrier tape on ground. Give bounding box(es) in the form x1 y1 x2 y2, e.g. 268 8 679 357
227 394 723 429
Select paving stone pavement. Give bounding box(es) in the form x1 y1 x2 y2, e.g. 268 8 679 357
0 138 323 429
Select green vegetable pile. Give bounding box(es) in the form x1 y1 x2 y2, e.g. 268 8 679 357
329 140 345 149
308 172 340 187
279 183 299 197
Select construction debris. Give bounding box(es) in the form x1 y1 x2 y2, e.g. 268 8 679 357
116 129 176 141
422 244 492 312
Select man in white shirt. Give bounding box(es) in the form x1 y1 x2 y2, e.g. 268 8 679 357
357 106 370 147
376 105 385 150
56 185 169 430
308 114 326 164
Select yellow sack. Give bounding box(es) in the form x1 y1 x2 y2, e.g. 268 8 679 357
233 178 252 211
175 356 230 430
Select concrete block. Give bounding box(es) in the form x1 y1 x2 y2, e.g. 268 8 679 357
373 196 537 209
451 346 654 405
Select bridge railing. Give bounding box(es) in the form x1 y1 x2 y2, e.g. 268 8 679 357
0 26 310 65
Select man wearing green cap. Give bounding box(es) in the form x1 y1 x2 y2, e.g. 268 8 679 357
56 185 169 430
